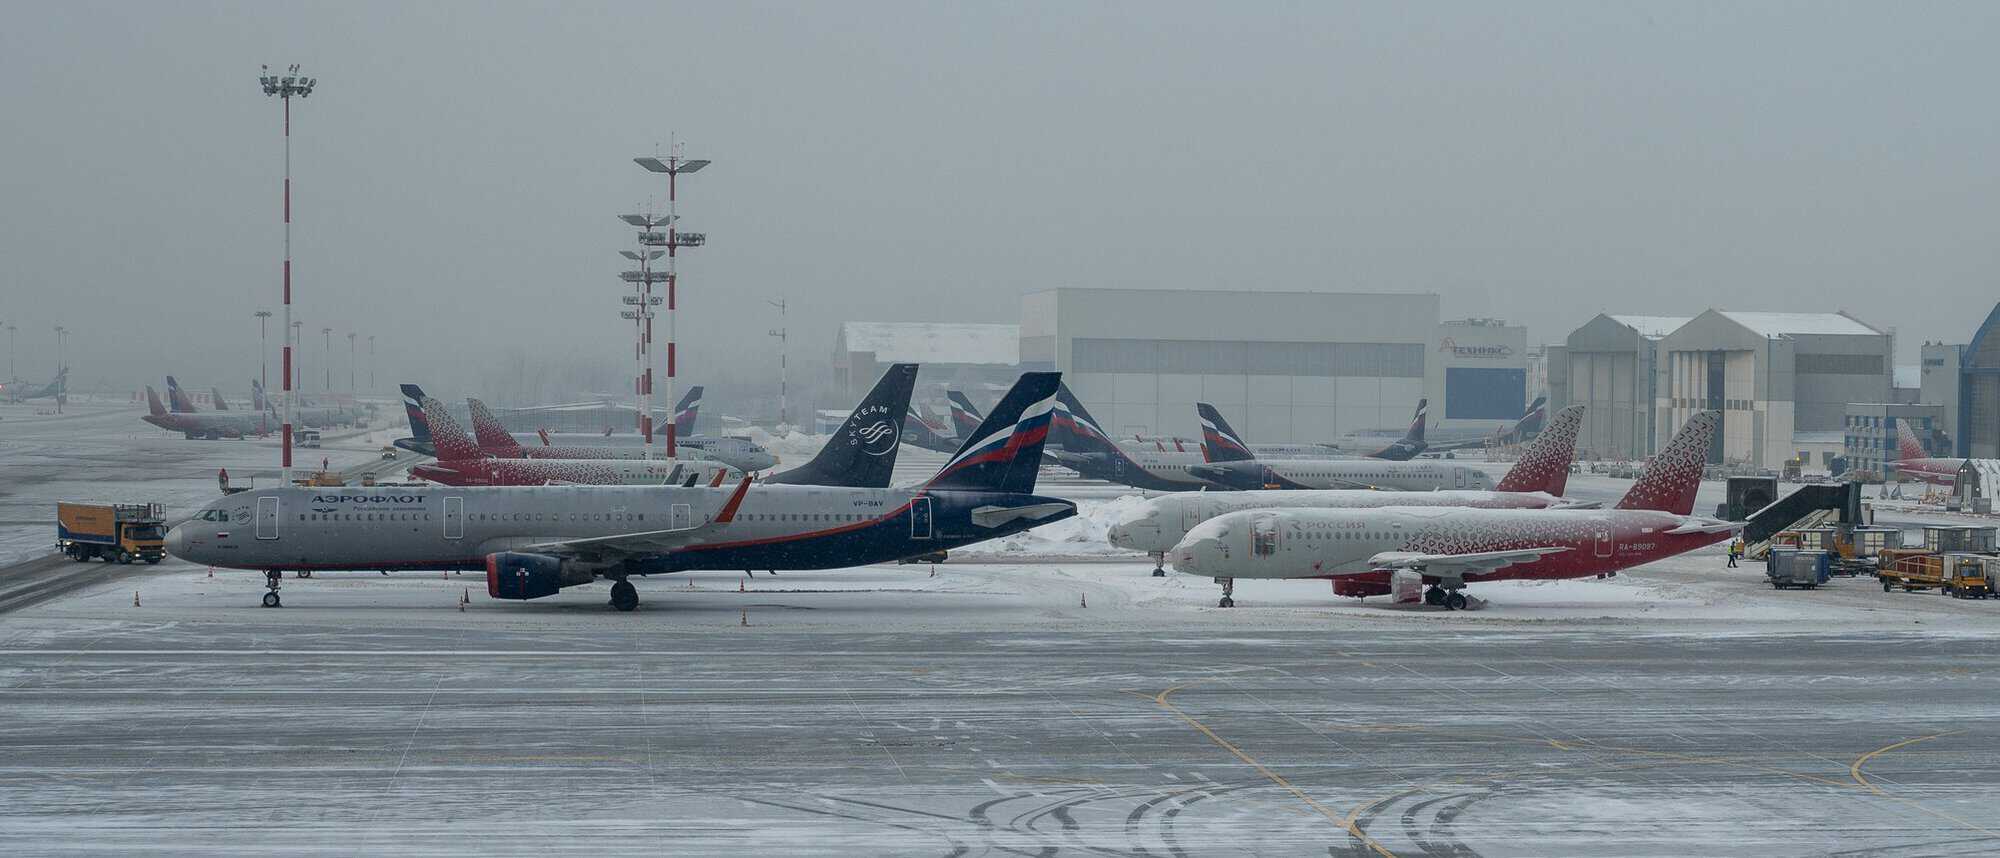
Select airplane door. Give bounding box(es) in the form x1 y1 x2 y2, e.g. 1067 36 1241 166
1251 516 1280 559
444 497 464 540
255 496 279 540
1454 467 1468 488
1182 498 1205 534
911 496 934 539
1594 526 1614 558
671 503 692 530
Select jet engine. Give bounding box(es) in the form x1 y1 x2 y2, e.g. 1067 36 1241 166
486 552 596 600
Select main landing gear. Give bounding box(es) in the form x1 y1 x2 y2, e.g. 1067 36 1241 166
262 570 283 608
1216 577 1235 608
1151 553 1167 577
1422 584 1468 611
609 578 639 612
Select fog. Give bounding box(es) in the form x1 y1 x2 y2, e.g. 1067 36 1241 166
4 1 1996 416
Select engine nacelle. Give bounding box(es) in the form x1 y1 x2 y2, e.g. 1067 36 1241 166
486 552 596 600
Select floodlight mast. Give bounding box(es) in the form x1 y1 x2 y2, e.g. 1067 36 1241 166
260 63 316 483
635 150 709 457
618 216 670 459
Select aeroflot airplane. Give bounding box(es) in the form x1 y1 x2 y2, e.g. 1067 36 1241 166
410 396 740 487
166 372 1076 612
1189 403 1493 492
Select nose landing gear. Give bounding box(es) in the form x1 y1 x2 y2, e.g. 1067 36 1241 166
261 570 283 608
1216 577 1235 608
1151 552 1167 577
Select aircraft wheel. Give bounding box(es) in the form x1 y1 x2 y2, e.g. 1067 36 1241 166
1882 580 1894 593
261 592 281 608
1444 591 1468 611
1423 586 1446 606
1151 567 1166 578
297 570 313 579
610 580 639 612
1218 596 1235 608
116 552 133 565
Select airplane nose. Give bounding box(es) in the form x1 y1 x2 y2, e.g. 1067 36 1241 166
1106 523 1131 549
164 525 188 558
1169 541 1207 576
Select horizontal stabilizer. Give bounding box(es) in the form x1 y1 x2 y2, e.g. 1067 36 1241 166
969 502 1073 529
1666 517 1742 535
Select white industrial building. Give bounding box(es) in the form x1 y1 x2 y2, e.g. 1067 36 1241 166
1020 288 1518 443
1655 310 1892 468
1549 314 1689 461
832 322 1023 400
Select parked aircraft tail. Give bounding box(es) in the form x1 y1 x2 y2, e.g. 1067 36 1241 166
1195 403 1257 463
927 372 1060 494
399 384 434 443
251 379 270 412
144 386 168 417
1405 398 1428 444
1616 410 1720 515
1051 382 1116 454
672 385 703 438
767 363 917 488
1896 420 1929 462
465 398 526 456
419 397 487 462
1495 405 1585 495
1513 395 1549 438
210 387 231 410
166 376 197 413
946 390 984 439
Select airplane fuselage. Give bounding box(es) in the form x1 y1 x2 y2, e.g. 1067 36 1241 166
1193 459 1494 492
1107 489 1572 556
409 457 738 487
167 484 1075 575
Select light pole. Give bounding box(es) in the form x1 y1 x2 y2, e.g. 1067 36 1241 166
254 310 272 395
767 297 788 428
346 332 356 392
617 234 667 459
260 63 316 483
367 335 375 392
5 324 15 381
635 150 709 458
320 327 331 392
53 325 66 372
290 321 302 392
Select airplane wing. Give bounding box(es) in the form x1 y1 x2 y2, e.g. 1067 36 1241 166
516 477 752 560
1666 517 1740 535
1365 546 1568 578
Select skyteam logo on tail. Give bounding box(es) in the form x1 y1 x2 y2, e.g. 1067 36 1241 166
845 404 900 456
933 393 1057 483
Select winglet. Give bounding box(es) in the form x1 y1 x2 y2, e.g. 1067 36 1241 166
714 477 752 523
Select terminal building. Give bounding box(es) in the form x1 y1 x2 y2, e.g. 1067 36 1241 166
1654 310 1892 468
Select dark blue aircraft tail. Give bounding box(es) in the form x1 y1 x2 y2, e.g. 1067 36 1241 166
946 390 985 439
927 372 1060 494
1051 382 1116 454
1196 403 1257 463
672 385 703 438
400 384 433 443
767 364 917 488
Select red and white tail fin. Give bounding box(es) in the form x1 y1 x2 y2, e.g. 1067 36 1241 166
144 386 168 416
1616 410 1719 515
539 428 553 446
465 398 525 456
1495 405 1584 495
1896 420 1928 461
420 397 487 462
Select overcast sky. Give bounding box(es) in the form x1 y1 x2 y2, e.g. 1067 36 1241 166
3 1 1996 405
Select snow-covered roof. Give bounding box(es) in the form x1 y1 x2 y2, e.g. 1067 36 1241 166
1607 315 1691 338
1716 311 1881 338
1894 365 1921 389
839 322 1019 365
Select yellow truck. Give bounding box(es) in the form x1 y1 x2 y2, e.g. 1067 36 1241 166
56 502 166 564
1878 550 1997 599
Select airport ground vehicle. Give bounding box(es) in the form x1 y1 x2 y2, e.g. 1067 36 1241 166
1766 548 1829 589
1784 525 1901 577
1943 555 2000 599
56 502 166 564
298 429 322 449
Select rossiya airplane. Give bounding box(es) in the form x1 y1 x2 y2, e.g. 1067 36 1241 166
1169 410 1735 610
1108 406 1590 575
165 371 1076 612
465 397 732 468
408 396 741 488
1891 420 1974 486
141 384 271 439
1188 402 1493 492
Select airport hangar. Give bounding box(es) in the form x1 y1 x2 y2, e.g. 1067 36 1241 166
1016 287 1528 443
1930 301 2000 459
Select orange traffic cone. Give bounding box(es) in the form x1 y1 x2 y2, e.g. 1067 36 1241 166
739 580 745 593
740 608 748 627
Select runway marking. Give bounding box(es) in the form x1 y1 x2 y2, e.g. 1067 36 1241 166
1150 680 1397 858
1851 731 1955 796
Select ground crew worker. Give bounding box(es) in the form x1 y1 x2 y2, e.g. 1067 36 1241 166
1726 538 1742 568
217 467 229 493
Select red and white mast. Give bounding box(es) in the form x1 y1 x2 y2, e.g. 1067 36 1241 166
260 65 316 483
635 149 708 458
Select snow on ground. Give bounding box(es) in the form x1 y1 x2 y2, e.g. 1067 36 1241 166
956 494 1149 558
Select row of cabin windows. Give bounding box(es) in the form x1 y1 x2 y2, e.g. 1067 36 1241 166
301 513 431 522
473 512 643 523
1292 530 1398 541
739 513 870 523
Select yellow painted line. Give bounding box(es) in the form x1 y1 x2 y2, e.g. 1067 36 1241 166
1153 682 1397 858
1851 731 1954 796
